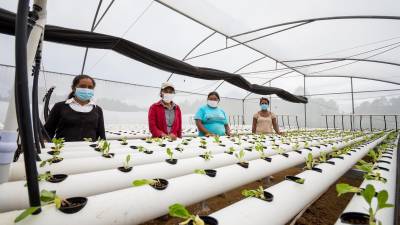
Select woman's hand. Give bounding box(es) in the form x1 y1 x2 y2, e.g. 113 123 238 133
169 134 178 140
277 131 285 136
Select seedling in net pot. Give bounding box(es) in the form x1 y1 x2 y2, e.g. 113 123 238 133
51 138 65 152
337 184 394 225
40 155 63 167
15 190 86 222
255 142 267 159
165 148 178 164
225 147 235 155
242 186 273 202
169 203 216 225
100 141 113 157
213 135 221 144
124 154 131 170
235 149 249 168
200 150 213 161
272 145 287 157
356 160 387 183
304 153 316 170
199 139 207 149
319 151 327 163
120 137 128 145
132 178 168 190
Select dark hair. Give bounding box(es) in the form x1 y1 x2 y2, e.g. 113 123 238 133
67 75 96 99
207 91 220 101
260 97 270 104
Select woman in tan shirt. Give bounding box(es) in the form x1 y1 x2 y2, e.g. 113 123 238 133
252 97 283 135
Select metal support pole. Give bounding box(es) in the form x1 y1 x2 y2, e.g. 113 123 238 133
242 99 245 125
396 115 398 131
370 115 373 131
350 115 353 131
304 76 307 129
287 115 290 129
296 116 299 130
281 115 285 128
325 115 328 129
341 115 344 130
359 115 362 131
350 77 355 131
383 115 387 130
333 115 336 130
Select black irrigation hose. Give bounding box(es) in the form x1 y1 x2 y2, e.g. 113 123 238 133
15 0 41 212
42 86 55 122
32 44 42 152
395 134 400 225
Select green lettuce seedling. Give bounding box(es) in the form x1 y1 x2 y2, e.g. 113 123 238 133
194 169 206 175
137 146 145 152
83 138 92 142
213 135 221 143
132 179 160 187
123 154 131 169
199 139 207 149
304 153 316 170
255 142 267 159
336 184 394 225
242 186 266 200
39 155 63 167
235 149 246 163
15 190 65 223
51 138 65 153
319 151 327 163
225 147 235 154
336 183 361 196
168 203 205 225
120 137 128 145
166 148 174 160
201 151 213 161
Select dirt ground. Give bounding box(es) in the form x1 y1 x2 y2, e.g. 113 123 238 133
140 165 363 225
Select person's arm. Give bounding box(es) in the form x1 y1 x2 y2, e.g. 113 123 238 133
44 102 61 139
148 105 167 138
176 106 182 138
195 119 213 136
252 113 258 134
224 124 231 136
97 107 106 140
222 110 231 136
271 114 283 135
252 118 257 134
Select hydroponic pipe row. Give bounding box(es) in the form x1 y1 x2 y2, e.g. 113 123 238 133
29 133 354 162
0 134 366 212
208 133 389 225
9 134 354 181
335 133 399 225
0 134 376 225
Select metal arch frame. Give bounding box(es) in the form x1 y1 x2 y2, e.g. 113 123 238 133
230 15 400 38
166 31 217 81
305 74 400 86
80 0 103 74
154 0 311 81
213 56 267 91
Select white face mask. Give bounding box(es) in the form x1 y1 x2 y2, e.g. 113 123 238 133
162 93 175 103
207 100 219 108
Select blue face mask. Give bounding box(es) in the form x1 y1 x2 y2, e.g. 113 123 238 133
75 88 94 101
260 104 269 111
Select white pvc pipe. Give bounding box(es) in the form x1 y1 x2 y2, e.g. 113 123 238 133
0 135 364 212
9 135 350 181
209 134 388 225
0 135 371 224
335 134 398 225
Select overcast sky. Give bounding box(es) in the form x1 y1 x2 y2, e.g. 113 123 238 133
1 0 400 113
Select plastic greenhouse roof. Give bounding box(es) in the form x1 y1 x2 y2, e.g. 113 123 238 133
1 0 400 100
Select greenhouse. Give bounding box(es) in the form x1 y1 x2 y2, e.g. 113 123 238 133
0 0 399 224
